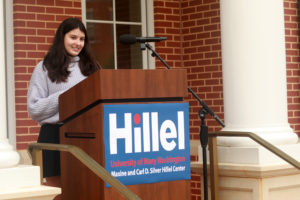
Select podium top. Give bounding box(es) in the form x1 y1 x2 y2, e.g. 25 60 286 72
59 69 187 122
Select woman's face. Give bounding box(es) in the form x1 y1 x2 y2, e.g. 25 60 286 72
64 28 85 56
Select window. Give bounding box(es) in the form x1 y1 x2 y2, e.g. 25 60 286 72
82 0 154 69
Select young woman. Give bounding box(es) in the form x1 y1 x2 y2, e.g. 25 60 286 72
27 18 100 188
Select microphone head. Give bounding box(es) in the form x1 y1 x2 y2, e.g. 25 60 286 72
120 34 137 45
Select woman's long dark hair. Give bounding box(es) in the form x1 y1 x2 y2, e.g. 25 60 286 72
43 17 100 83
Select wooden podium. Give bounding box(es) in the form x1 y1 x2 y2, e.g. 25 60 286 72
59 69 190 200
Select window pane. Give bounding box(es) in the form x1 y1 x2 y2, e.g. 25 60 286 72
86 0 113 21
87 23 115 69
117 24 142 69
116 0 141 22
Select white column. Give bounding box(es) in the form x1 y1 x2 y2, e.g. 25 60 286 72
0 2 61 198
219 0 298 147
0 0 20 168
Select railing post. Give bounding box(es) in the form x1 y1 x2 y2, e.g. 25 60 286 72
30 148 43 184
28 143 142 200
208 135 219 200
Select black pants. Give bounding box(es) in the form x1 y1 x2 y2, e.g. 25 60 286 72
37 124 61 178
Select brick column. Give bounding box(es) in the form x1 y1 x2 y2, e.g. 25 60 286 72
0 1 20 168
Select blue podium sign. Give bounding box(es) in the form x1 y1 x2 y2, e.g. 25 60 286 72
103 103 190 186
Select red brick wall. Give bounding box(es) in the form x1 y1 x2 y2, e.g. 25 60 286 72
14 0 82 149
181 1 222 198
154 0 223 136
285 0 300 136
153 1 222 199
154 0 182 70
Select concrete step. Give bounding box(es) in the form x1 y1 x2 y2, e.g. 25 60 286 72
0 185 61 200
0 165 61 200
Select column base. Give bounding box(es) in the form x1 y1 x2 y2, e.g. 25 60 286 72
191 162 300 200
201 142 300 165
0 139 20 168
218 126 299 147
0 165 61 200
0 165 40 189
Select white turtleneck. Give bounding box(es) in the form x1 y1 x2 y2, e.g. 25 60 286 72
27 56 86 124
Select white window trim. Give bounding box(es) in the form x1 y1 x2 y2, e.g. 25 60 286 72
81 0 155 69
145 0 155 69
5 0 16 148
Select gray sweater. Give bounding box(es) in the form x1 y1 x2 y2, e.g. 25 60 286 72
27 56 86 124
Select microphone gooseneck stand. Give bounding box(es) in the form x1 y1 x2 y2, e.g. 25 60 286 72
142 43 225 200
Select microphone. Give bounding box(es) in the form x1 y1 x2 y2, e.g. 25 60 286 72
120 34 167 45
